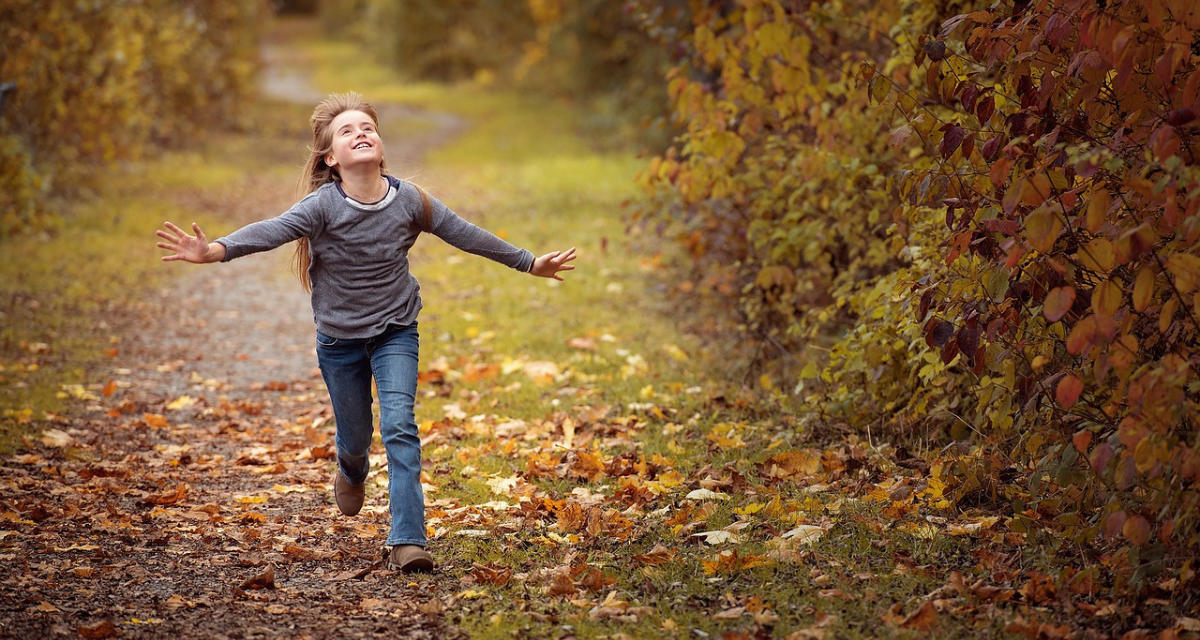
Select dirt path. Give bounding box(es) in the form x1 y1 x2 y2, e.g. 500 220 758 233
0 26 471 640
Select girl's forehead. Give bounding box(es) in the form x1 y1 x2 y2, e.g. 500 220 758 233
330 109 376 130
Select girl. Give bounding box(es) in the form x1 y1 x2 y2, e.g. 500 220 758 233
155 92 575 572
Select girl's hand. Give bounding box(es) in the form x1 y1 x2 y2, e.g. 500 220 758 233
156 221 225 263
530 247 577 281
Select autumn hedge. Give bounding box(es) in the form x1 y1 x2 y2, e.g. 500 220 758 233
0 0 266 236
629 0 1200 590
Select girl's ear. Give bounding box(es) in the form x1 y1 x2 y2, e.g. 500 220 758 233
325 152 337 168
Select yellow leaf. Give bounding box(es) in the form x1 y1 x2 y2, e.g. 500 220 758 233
1078 238 1115 274
662 344 689 362
1025 205 1062 253
1092 280 1123 318
1085 189 1110 232
1166 254 1200 293
1132 266 1155 311
166 395 197 411
1160 297 1179 332
734 503 765 516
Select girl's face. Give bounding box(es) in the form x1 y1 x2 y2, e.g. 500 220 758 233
325 109 384 172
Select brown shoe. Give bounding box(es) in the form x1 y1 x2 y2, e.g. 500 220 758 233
386 545 434 573
333 472 364 516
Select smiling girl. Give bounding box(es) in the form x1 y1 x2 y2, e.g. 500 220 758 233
155 92 575 572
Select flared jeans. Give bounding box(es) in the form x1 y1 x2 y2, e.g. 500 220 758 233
315 323 425 547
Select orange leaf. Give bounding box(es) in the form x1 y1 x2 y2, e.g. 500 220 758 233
1056 375 1083 409
1072 429 1092 454
1065 316 1098 355
1042 286 1075 322
1122 515 1151 546
142 413 169 429
144 483 189 505
78 619 118 639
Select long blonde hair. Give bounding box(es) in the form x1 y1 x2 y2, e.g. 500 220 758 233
293 92 386 292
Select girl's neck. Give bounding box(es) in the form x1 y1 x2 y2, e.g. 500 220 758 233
339 166 386 201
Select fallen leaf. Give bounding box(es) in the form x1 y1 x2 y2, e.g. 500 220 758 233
144 484 189 506
633 544 674 566
239 565 276 590
40 429 72 448
781 525 827 545
883 600 938 631
685 488 729 501
166 395 197 411
712 606 745 620
78 619 118 639
283 543 318 560
692 530 738 545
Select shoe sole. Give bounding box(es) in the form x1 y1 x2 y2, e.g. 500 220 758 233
384 550 435 573
387 558 434 573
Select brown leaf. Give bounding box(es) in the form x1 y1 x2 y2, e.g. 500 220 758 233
898 600 938 631
309 445 335 460
548 572 578 597
239 565 276 590
282 543 317 560
471 563 512 587
557 501 586 533
633 543 674 566
78 619 118 639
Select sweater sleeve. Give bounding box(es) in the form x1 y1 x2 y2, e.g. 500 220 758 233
214 190 325 262
425 192 534 272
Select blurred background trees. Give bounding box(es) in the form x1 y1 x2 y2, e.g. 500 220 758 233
0 0 267 235
315 0 677 147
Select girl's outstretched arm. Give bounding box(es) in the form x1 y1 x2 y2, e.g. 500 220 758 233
156 221 226 263
529 247 577 281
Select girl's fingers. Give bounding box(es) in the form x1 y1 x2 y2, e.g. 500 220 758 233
163 221 186 236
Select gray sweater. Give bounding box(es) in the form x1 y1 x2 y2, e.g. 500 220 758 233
215 176 534 339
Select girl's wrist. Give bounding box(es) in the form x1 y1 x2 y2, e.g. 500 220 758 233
206 242 227 263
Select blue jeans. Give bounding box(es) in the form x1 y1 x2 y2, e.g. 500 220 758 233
315 323 425 547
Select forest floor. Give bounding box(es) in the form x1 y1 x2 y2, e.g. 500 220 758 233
0 17 1194 640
